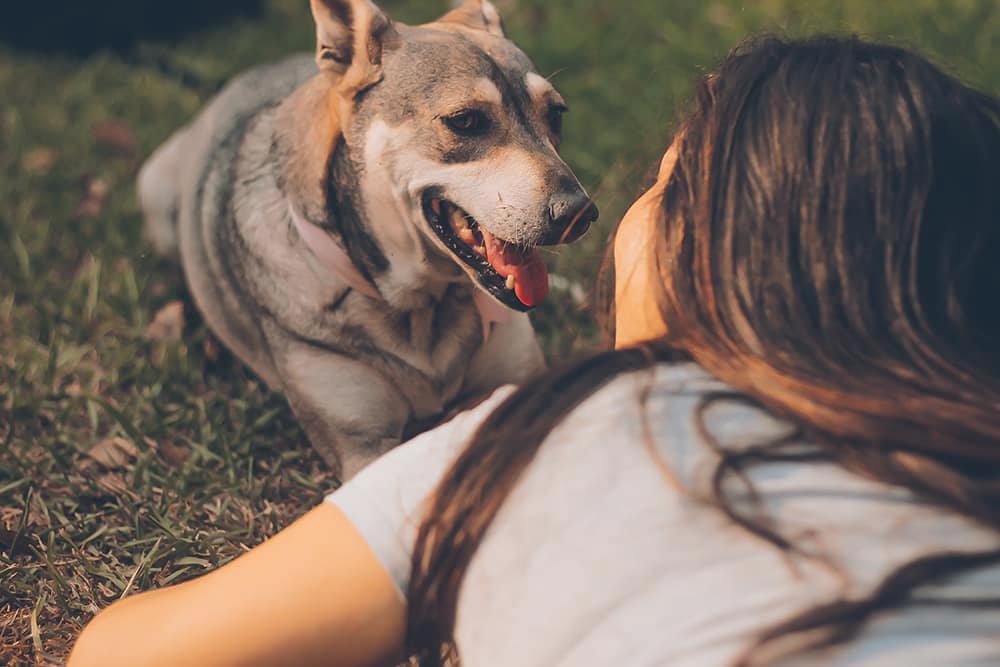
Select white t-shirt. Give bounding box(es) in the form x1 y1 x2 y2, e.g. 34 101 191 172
327 363 1000 666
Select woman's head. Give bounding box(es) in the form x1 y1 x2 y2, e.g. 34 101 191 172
615 35 1000 471
410 36 1000 666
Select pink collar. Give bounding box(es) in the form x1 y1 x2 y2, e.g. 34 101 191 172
289 203 383 300
289 204 512 340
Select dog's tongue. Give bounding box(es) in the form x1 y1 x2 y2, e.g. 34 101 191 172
480 227 549 307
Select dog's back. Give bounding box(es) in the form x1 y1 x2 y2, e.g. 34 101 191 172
140 54 321 390
139 53 317 259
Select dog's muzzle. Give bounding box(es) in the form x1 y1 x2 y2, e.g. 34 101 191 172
421 181 598 312
538 182 599 246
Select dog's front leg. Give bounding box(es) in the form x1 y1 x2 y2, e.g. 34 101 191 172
268 333 411 481
462 313 546 399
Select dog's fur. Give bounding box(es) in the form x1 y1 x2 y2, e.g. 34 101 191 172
138 0 597 478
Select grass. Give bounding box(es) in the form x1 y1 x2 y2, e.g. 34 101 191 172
1 0 999 663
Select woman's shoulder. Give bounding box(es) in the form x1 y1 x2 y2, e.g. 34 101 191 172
552 361 794 468
564 360 760 428
555 361 723 436
593 360 724 396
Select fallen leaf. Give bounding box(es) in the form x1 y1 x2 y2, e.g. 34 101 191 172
202 334 221 362
74 176 109 218
141 435 191 467
86 437 138 469
145 301 185 343
95 472 128 496
92 119 137 157
22 147 58 174
157 439 190 467
87 176 109 199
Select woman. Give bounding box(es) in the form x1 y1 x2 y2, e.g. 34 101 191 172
69 35 1000 666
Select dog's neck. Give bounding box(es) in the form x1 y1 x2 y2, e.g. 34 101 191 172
271 75 339 224
272 76 389 289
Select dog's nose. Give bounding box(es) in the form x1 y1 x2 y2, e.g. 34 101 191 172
542 186 599 245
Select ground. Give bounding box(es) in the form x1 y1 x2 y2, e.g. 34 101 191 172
1 0 998 663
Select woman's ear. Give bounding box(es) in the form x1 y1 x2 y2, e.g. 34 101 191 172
310 0 395 96
438 0 505 37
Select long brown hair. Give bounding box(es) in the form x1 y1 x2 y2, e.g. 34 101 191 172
407 36 1000 666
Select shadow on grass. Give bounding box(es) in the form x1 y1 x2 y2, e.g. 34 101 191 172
0 0 264 55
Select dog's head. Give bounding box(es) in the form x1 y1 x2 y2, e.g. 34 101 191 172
311 0 598 311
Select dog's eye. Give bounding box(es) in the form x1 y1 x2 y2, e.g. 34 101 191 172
548 104 568 138
445 110 491 136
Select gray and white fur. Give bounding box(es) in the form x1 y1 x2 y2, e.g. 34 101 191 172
138 0 597 479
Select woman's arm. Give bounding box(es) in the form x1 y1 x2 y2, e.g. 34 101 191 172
68 503 405 667
69 385 516 667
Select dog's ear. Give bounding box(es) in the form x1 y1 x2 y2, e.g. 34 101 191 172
310 0 395 96
438 0 505 37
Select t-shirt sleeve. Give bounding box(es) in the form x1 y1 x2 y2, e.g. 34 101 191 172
325 386 518 598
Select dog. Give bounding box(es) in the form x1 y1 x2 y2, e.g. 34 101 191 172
137 0 598 479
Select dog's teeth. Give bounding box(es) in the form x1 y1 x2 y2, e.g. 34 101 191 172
450 208 469 230
475 245 487 256
506 275 516 290
459 228 476 245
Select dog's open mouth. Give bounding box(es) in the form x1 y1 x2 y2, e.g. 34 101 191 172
422 194 548 311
